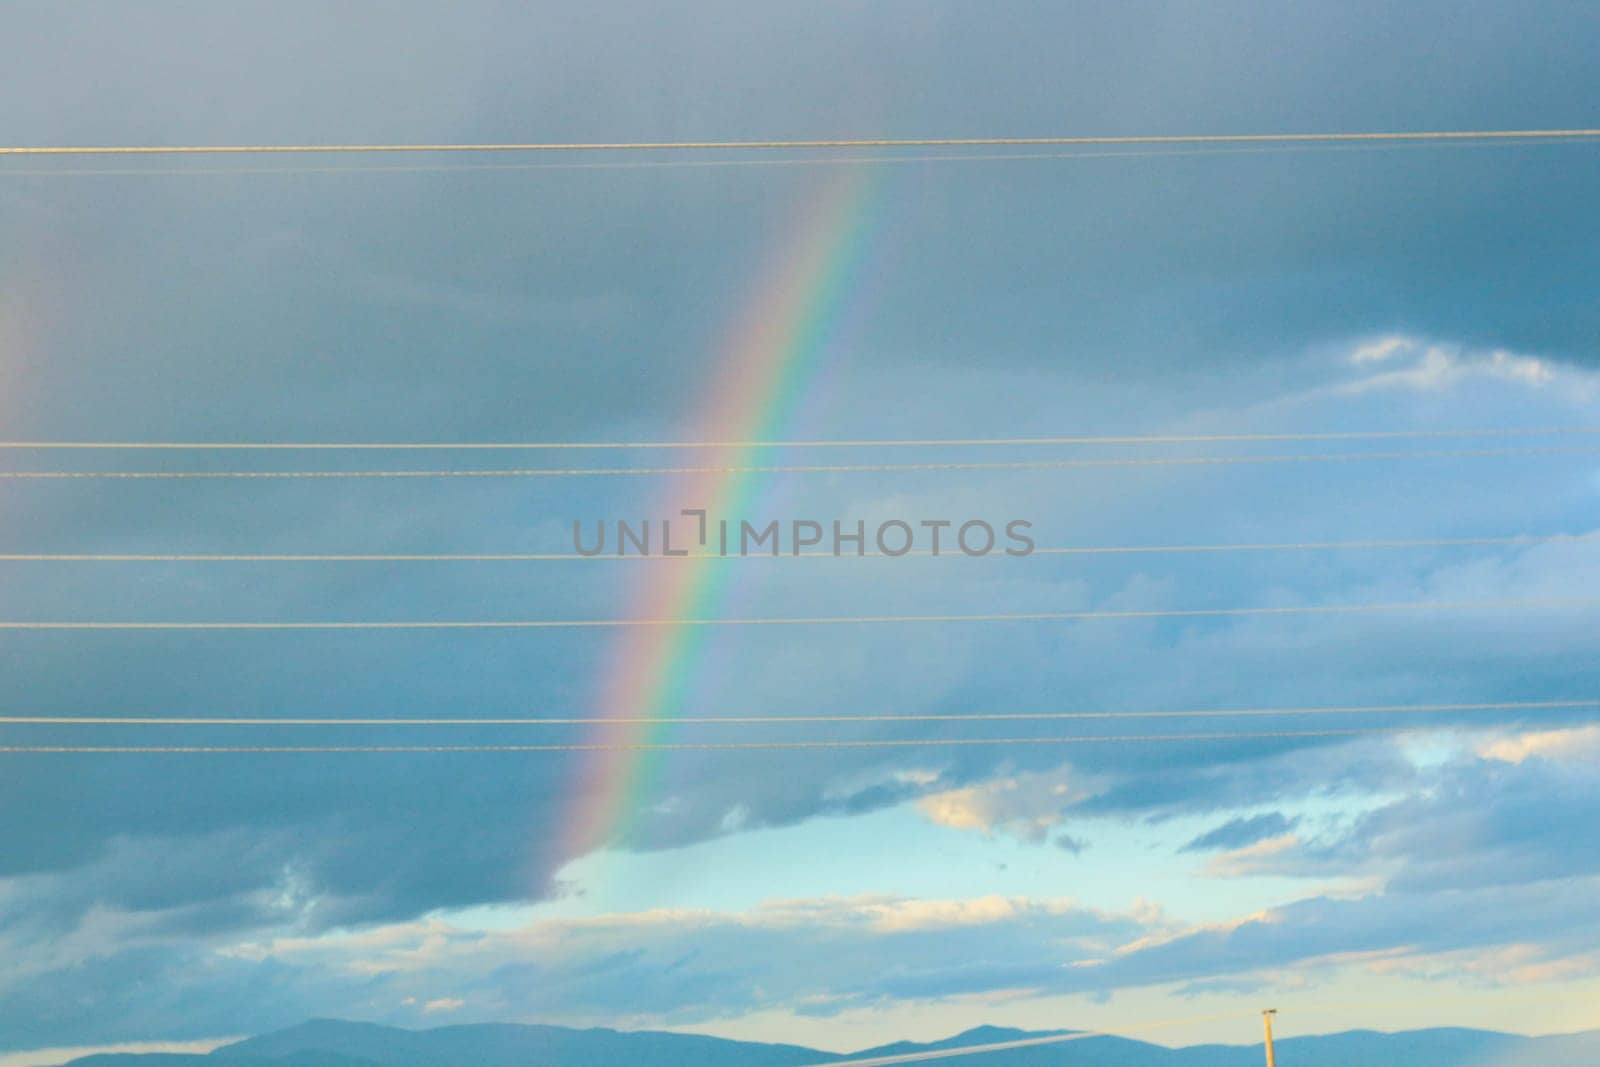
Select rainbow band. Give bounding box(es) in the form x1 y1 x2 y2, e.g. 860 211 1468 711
560 168 881 857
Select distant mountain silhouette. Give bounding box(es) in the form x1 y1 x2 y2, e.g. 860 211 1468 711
56 1018 1600 1067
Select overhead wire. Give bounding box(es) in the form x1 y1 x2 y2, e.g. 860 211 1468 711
0 533 1591 562
2 425 1597 450
2 444 1598 479
0 596 1594 630
0 725 1539 753
3 698 1592 727
5 127 1600 155
0 136 1594 178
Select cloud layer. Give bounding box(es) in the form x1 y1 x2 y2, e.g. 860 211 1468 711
3 0 1600 1053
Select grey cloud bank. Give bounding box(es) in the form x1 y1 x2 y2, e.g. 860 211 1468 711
2 0 1599 1054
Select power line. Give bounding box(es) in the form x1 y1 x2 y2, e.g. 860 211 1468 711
0 726 1522 753
2 137 1593 178
0 597 1593 630
4 699 1591 727
5 128 1600 155
0 533 1590 562
2 444 1596 479
3 426 1596 450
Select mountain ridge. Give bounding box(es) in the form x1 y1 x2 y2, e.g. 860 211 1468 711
50 1018 1600 1067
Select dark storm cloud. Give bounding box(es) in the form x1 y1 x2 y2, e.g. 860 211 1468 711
2 0 1600 1052
2 461 1596 949
3 1 1600 443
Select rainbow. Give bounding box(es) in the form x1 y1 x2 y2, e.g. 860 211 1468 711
559 165 883 858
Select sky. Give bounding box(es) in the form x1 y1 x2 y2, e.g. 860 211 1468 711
2 1 1600 1062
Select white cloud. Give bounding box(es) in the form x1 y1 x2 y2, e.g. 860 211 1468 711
0 1039 237 1067
1486 349 1556 386
422 997 465 1014
851 895 1076 933
1364 943 1600 987
1337 341 1572 396
1479 725 1600 765
1201 834 1303 878
917 769 1092 843
1350 335 1415 364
